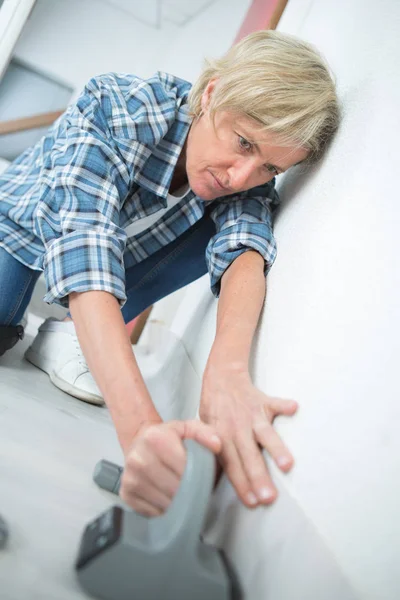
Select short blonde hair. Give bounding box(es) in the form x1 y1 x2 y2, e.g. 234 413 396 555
188 30 340 164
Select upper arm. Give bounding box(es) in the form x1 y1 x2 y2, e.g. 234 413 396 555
35 76 138 306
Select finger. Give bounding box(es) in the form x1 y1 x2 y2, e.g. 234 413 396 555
141 425 187 477
119 489 163 518
235 432 277 505
220 440 259 508
121 471 177 513
171 419 222 455
124 445 182 499
265 396 298 417
253 421 295 472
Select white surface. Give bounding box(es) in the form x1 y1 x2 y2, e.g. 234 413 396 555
13 0 250 97
0 330 124 600
157 0 251 81
100 0 221 27
168 1 400 599
0 0 36 79
12 0 171 94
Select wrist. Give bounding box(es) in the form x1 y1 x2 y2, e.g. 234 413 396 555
206 343 249 374
113 411 162 455
204 355 250 387
208 317 255 367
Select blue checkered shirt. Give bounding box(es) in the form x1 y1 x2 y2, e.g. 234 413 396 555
0 71 280 307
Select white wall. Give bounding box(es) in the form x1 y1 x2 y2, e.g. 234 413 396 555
169 1 400 599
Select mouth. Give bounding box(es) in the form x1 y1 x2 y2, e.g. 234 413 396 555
210 172 229 193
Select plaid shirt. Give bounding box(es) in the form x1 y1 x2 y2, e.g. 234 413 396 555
0 71 279 307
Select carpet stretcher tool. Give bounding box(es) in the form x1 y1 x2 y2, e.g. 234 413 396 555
75 439 242 600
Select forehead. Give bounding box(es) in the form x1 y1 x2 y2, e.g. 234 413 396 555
220 111 309 169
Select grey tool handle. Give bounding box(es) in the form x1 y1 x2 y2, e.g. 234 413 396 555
154 439 216 547
93 439 215 546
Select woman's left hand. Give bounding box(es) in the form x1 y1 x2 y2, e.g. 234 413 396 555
199 362 298 508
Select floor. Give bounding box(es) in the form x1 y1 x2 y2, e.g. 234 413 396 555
0 315 125 600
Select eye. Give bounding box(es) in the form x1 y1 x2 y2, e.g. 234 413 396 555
264 164 279 176
238 135 253 152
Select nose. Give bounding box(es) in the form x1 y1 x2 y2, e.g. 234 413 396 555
227 159 258 191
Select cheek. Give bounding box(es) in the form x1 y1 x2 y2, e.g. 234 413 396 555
186 156 207 183
187 127 225 172
185 163 219 200
257 172 275 185
187 168 211 195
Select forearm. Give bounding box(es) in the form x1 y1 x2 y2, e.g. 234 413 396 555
69 290 161 451
200 252 296 509
207 250 266 371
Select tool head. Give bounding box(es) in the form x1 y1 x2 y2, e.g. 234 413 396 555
76 440 242 600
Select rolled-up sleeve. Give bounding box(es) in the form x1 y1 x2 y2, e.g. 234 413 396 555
35 82 131 307
206 182 280 297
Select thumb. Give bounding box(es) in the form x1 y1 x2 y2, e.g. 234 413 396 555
170 419 222 455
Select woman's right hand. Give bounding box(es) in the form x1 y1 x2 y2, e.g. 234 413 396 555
119 420 222 517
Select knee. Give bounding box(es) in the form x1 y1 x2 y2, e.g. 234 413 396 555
0 325 24 357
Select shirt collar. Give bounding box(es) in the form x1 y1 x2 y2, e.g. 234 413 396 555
132 85 193 204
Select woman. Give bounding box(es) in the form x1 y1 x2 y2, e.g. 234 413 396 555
0 31 339 516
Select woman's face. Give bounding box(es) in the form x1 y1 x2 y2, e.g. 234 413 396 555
184 80 309 201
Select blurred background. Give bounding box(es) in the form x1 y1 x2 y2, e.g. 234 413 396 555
0 0 259 162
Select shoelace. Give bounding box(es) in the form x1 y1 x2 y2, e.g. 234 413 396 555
72 334 90 372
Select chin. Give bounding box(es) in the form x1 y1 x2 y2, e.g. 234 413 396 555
196 190 218 201
190 176 224 201
188 179 216 201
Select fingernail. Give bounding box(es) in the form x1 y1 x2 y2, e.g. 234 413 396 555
277 456 291 468
211 435 221 444
258 487 274 501
246 492 258 505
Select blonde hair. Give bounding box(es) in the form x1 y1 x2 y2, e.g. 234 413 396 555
188 30 340 164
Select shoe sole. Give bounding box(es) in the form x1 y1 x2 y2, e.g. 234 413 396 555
24 346 105 406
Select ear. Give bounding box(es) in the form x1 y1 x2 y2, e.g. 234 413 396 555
200 78 218 112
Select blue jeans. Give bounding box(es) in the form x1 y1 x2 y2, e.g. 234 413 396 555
0 211 215 329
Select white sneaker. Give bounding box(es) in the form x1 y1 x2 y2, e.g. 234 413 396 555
24 318 104 405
